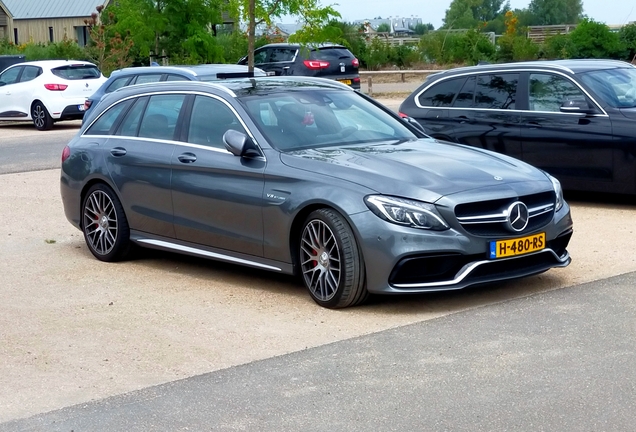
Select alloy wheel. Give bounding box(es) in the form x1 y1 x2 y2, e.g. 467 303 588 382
83 190 118 255
300 219 342 302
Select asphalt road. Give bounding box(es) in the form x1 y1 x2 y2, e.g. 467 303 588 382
1 91 636 430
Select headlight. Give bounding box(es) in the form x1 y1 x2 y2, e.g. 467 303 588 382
547 174 564 212
365 195 449 231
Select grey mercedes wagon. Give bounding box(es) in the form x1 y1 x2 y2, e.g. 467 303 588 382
60 77 573 308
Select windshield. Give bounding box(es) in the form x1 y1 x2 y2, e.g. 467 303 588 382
579 67 636 108
239 89 417 151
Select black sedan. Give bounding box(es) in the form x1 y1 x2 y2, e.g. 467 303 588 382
61 77 572 308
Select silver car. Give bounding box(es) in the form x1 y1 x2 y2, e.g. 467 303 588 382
60 77 573 308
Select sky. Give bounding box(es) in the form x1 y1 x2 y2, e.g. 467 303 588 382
331 0 636 27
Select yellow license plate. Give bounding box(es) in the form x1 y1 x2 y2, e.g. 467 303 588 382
337 79 352 85
489 233 545 259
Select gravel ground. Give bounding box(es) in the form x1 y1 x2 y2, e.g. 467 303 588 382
1 168 636 422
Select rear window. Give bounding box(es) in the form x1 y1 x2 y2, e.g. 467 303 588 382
52 65 101 80
310 48 353 60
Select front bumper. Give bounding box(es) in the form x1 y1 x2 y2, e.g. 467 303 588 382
349 204 573 294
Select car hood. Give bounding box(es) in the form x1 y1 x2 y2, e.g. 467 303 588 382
280 139 549 202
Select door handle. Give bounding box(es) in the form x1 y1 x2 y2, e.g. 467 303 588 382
177 152 197 163
455 115 469 124
110 147 127 157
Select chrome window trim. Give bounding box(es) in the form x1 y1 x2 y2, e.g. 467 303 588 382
136 238 282 271
414 68 608 117
82 90 261 150
392 249 569 289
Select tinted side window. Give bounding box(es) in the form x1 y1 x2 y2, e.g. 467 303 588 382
475 74 518 110
0 67 22 85
418 78 464 107
253 49 270 64
105 76 132 93
138 94 186 140
85 100 133 135
20 66 41 82
187 96 246 149
117 97 148 137
529 73 586 112
166 74 190 81
269 48 295 62
453 76 475 108
133 74 163 85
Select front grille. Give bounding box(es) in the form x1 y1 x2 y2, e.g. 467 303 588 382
455 191 556 237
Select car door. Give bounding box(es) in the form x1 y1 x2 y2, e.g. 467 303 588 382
464 73 522 159
101 94 185 237
10 66 42 117
518 72 614 192
170 94 266 256
411 76 466 140
0 66 25 118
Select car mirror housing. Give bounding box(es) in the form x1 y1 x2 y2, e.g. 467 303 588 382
560 99 595 114
223 129 261 158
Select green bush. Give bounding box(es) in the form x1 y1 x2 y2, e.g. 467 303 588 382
619 23 636 62
419 30 494 65
568 18 626 59
540 33 575 59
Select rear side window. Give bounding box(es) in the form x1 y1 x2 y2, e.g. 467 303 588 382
133 74 163 84
85 100 133 135
105 76 132 93
138 94 186 140
20 66 41 82
474 73 518 110
453 76 475 108
117 97 148 137
418 77 464 107
310 48 352 60
166 74 190 81
52 65 101 80
270 48 296 62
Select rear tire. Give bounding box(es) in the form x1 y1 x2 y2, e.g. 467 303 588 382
82 183 132 262
32 101 54 131
299 209 368 308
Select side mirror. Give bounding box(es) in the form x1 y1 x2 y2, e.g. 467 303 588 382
223 129 261 158
402 116 427 135
560 99 594 114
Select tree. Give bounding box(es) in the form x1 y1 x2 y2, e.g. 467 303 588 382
527 0 584 25
568 18 626 59
412 23 434 35
376 23 391 33
442 0 509 30
229 0 341 72
619 23 636 62
85 6 135 75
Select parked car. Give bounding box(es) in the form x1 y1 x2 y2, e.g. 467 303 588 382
0 60 106 130
238 43 360 89
399 59 636 195
61 77 572 309
82 64 267 122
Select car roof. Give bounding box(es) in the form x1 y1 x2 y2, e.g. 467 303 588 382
258 42 347 50
111 64 265 78
431 59 635 78
8 59 98 69
105 76 352 101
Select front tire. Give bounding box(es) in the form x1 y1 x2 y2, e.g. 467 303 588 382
82 183 131 262
299 209 368 308
32 101 54 131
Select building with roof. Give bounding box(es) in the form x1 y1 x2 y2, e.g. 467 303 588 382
1 0 110 46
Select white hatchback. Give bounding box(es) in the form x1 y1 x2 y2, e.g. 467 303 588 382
0 60 106 130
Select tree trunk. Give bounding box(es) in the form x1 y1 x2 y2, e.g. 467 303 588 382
248 0 255 73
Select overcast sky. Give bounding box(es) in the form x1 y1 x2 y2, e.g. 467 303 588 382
331 0 636 27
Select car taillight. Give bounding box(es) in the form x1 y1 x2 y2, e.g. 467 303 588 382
353 77 360 83
44 84 68 91
84 100 92 110
352 58 359 68
303 60 330 70
61 145 71 163
398 112 408 118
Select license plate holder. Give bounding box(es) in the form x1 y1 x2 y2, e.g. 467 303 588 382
489 233 546 259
